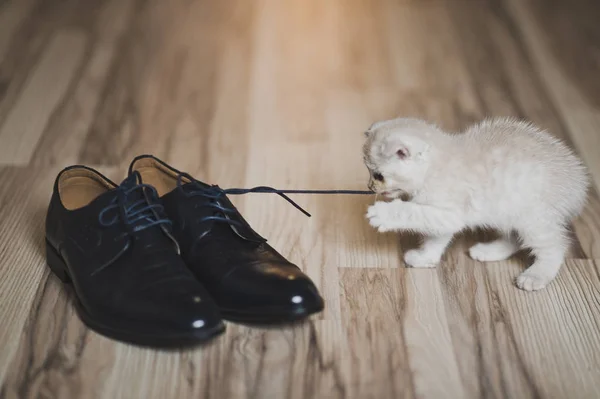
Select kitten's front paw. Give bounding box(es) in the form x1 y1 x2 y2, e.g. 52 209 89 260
366 202 396 233
516 271 551 291
404 249 439 268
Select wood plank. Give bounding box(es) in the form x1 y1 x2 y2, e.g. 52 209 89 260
438 254 600 399
0 31 86 165
503 0 600 194
0 165 121 390
438 254 545 398
486 258 600 399
80 0 246 166
0 166 54 385
0 274 118 399
0 0 37 64
337 267 467 398
0 0 134 169
403 271 466 398
0 0 103 150
28 0 138 168
251 0 333 143
101 320 349 399
381 0 482 130
339 268 415 398
168 0 256 185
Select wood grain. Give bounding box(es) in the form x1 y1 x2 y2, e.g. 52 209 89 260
0 0 37 65
486 259 600 399
403 271 466 398
504 0 600 193
1 0 600 398
0 31 86 165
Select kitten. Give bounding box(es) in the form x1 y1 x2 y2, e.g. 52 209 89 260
363 117 590 291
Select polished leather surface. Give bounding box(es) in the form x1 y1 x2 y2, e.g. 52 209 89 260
129 155 325 322
45 166 224 346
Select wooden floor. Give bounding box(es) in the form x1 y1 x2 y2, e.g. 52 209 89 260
1 0 600 398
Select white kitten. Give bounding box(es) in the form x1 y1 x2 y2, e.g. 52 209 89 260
363 117 590 291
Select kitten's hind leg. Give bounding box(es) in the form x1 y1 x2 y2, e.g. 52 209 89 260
404 234 454 268
469 234 520 262
516 224 568 291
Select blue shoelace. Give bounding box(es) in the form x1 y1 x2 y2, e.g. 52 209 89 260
99 180 172 235
92 177 174 275
176 173 374 227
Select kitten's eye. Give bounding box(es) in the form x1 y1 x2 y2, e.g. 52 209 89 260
373 172 384 181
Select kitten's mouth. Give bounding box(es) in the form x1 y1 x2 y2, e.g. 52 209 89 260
380 189 403 198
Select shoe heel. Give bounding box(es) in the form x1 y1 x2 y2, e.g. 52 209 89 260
45 240 71 283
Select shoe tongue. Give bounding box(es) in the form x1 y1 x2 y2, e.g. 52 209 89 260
118 172 166 239
181 181 211 197
119 171 141 191
120 173 149 215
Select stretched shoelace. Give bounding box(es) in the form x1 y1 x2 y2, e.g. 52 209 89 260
177 173 374 226
99 182 172 234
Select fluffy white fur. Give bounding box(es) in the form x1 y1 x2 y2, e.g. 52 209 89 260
363 117 590 291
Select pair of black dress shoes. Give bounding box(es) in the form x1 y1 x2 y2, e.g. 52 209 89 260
45 155 324 347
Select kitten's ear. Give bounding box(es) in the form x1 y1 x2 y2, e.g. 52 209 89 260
364 125 375 138
390 137 429 160
364 121 385 137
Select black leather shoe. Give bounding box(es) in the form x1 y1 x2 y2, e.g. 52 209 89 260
129 155 325 323
45 165 225 346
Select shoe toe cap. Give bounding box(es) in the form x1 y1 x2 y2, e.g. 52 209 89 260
81 289 224 346
214 262 324 321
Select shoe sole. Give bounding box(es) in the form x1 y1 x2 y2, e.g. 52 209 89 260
45 239 225 348
219 302 325 325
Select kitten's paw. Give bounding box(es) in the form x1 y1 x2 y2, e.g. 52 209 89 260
516 271 551 291
366 202 395 233
469 241 516 262
404 249 439 268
